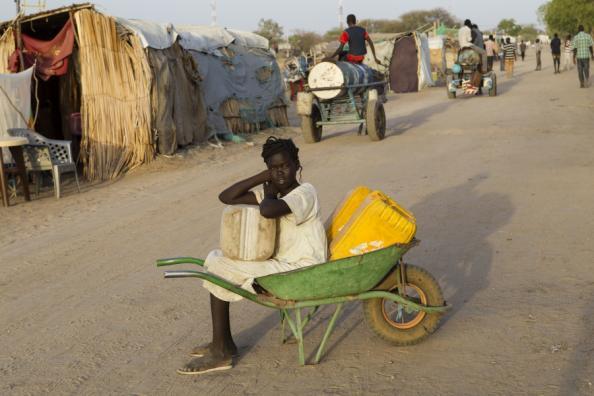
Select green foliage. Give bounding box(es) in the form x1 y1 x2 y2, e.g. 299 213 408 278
323 27 343 41
518 24 539 41
254 19 284 47
398 8 459 31
540 0 594 35
324 8 459 36
288 31 323 54
497 18 522 36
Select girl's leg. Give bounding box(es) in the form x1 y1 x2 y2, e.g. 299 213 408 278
210 293 238 357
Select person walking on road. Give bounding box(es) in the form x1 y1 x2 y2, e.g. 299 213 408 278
572 25 594 88
535 39 543 71
499 38 506 71
503 37 517 78
485 35 497 72
563 35 573 71
551 33 562 74
520 40 527 61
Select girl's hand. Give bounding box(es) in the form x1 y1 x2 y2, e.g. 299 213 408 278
256 169 271 184
263 181 279 199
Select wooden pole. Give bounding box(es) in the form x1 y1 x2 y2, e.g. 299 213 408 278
14 1 25 71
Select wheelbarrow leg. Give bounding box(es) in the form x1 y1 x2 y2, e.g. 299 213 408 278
281 308 305 365
313 303 344 364
281 306 320 344
295 309 305 365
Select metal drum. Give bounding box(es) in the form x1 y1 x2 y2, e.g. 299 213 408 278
308 61 377 100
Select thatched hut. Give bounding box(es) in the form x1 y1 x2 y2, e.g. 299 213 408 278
0 4 288 181
1 4 156 180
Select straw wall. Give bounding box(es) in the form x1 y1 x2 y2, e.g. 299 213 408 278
74 9 153 180
0 27 15 74
220 98 288 134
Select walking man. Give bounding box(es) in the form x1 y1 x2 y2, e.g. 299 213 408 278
563 35 573 71
485 35 497 71
535 39 543 71
572 25 594 88
520 40 527 61
550 33 562 74
499 38 506 71
503 37 517 78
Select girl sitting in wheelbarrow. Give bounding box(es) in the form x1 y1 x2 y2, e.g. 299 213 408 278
177 136 327 375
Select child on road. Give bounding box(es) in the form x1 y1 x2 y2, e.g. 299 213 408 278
177 137 327 375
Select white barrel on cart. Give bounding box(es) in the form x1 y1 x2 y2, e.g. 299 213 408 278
308 61 377 100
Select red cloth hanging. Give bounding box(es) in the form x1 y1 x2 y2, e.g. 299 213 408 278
9 18 75 80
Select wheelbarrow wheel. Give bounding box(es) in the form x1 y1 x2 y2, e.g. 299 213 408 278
363 264 444 346
366 101 386 141
301 106 322 143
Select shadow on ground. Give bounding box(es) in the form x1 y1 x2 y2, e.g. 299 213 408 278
410 174 514 323
561 287 594 394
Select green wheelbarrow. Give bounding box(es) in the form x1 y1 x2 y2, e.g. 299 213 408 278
156 239 449 365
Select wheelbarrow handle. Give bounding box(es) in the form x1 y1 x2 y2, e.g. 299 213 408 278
156 257 205 267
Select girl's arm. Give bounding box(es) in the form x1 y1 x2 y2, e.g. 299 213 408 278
259 182 292 219
218 170 270 205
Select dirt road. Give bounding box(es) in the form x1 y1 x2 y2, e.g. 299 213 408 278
2 52 594 395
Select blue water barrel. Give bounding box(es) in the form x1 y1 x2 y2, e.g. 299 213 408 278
308 61 377 100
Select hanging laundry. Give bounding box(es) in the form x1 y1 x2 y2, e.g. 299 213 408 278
9 19 74 80
0 67 33 163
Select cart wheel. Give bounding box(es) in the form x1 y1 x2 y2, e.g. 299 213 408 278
301 106 322 143
366 101 386 141
363 264 444 346
489 73 497 97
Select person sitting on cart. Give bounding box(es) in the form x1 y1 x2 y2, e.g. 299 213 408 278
326 14 382 65
177 137 328 375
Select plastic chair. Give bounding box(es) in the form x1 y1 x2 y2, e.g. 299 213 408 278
8 128 80 199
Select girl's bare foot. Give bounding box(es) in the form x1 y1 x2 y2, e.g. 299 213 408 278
190 343 238 358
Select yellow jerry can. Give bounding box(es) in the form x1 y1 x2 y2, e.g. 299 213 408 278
325 186 372 242
328 188 416 260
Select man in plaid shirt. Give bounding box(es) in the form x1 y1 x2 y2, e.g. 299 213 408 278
572 25 594 88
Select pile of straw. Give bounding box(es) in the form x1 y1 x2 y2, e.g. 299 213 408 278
74 9 153 180
0 27 15 74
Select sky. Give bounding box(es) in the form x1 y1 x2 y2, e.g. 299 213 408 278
1 0 547 34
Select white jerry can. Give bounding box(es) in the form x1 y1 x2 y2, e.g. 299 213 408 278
220 205 277 261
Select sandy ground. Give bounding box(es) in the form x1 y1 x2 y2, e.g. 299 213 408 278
2 51 594 395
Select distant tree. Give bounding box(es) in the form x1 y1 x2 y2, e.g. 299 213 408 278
323 27 343 41
540 0 594 34
254 19 284 48
399 8 459 31
358 8 458 34
517 24 539 42
497 18 522 36
288 30 323 53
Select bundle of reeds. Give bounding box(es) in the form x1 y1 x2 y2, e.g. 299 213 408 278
267 103 289 128
220 98 289 134
0 27 15 74
74 9 153 180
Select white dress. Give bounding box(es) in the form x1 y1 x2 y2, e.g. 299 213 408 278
203 183 327 302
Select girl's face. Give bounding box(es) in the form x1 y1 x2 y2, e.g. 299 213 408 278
266 152 298 192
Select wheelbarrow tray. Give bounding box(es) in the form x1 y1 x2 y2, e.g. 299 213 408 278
255 241 415 301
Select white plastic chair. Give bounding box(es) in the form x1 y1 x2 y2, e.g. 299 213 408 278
8 128 80 199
